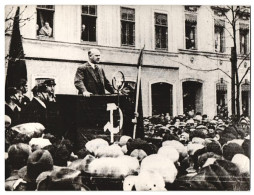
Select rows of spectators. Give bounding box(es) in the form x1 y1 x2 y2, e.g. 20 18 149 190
5 104 250 190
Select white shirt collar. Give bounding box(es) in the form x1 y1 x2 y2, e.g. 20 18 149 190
34 97 46 108
88 61 96 69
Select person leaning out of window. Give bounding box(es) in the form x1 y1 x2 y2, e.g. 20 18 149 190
39 21 52 37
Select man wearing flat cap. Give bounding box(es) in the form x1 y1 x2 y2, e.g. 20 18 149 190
74 48 115 96
20 84 49 126
44 79 56 102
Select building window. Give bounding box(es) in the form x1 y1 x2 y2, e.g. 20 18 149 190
154 13 168 50
185 14 197 50
121 7 135 46
214 19 225 53
37 5 54 37
216 80 228 117
81 5 97 42
239 23 249 55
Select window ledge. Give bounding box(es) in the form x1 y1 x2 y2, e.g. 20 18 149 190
155 48 168 52
37 36 54 41
120 45 135 49
80 41 98 45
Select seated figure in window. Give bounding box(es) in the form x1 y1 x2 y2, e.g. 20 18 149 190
81 24 88 41
39 21 52 37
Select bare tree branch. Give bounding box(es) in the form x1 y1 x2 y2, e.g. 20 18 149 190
223 26 234 39
239 67 250 85
237 53 250 69
5 6 14 21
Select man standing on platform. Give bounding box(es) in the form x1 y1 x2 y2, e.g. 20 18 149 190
74 48 115 96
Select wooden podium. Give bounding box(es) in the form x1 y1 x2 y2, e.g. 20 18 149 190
53 94 134 151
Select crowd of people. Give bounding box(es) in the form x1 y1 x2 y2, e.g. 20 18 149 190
5 85 250 191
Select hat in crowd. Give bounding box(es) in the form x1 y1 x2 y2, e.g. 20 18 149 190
194 115 202 122
227 139 244 146
241 139 250 158
43 139 73 167
16 79 27 88
162 140 187 158
5 87 20 101
223 126 238 138
29 138 52 151
209 120 217 125
5 115 12 128
31 83 47 94
187 143 204 156
43 79 56 86
222 143 245 161
126 138 158 156
206 140 222 155
37 168 83 191
219 133 237 146
214 159 240 177
18 149 54 182
197 152 222 168
130 149 148 161
192 137 206 145
231 154 250 175
240 118 248 125
7 143 32 170
190 129 206 140
157 146 180 163
162 133 180 142
76 148 90 159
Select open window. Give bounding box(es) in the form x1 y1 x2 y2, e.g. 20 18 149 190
185 14 197 50
154 13 168 50
81 5 97 42
239 23 249 55
214 19 225 53
121 7 135 46
37 5 54 38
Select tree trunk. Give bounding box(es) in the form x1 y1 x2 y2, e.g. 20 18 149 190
231 47 236 116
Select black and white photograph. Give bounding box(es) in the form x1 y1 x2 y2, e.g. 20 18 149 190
3 0 251 191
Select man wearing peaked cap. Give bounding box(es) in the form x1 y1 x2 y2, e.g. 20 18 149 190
20 84 49 127
15 79 30 109
44 79 56 102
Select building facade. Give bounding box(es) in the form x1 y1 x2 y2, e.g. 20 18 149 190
5 5 250 118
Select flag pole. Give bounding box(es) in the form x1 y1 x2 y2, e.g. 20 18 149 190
133 45 145 139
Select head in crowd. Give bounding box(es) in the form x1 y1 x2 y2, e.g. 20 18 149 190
88 48 101 64
5 87 22 104
7 143 32 170
31 83 49 103
44 79 56 95
16 79 28 95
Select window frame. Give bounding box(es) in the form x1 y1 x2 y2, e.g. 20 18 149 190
154 12 168 50
120 7 135 47
184 19 198 50
36 5 55 39
214 25 225 53
81 5 98 43
239 27 249 55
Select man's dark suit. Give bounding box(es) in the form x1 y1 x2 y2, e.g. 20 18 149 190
20 98 47 126
74 62 114 95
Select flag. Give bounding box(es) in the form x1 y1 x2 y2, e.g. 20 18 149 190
5 7 27 88
134 80 144 139
133 46 145 139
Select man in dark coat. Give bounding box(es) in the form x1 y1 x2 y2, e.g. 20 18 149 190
16 79 30 109
74 48 115 96
5 87 22 126
20 84 49 127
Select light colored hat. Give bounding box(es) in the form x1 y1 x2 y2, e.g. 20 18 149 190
231 154 250 174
